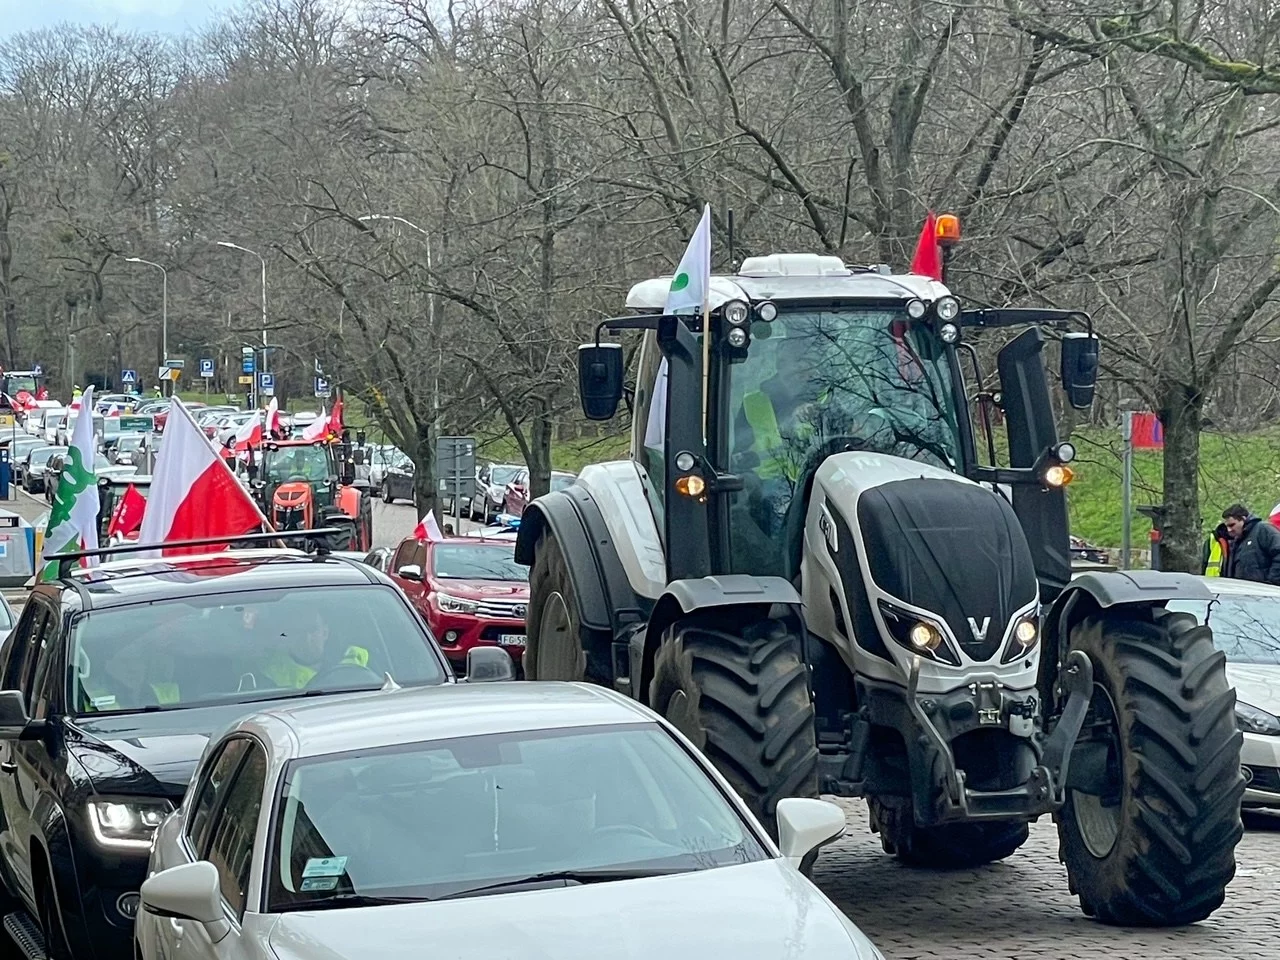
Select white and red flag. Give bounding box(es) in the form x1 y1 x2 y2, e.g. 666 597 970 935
136 396 268 556
265 397 282 437
413 512 444 542
302 405 328 441
233 411 263 452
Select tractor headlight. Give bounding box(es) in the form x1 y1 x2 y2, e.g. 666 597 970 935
756 301 778 322
726 327 748 348
877 601 958 665
1001 615 1042 663
723 300 750 325
905 299 926 320
1236 702 1280 736
1054 441 1076 463
88 798 172 850
939 322 960 344
935 296 960 321
1014 618 1038 646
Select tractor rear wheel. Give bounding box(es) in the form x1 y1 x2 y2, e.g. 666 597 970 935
526 530 611 683
649 617 820 844
868 797 1028 868
1056 609 1244 926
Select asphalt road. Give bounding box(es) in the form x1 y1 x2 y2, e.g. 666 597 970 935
7 487 1280 956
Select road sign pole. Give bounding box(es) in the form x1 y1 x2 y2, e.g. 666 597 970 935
1121 410 1134 570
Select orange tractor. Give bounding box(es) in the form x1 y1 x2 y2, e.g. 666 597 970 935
255 437 373 551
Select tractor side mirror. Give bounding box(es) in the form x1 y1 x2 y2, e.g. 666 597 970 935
1060 332 1099 410
577 343 624 421
352 449 365 466
356 430 366 446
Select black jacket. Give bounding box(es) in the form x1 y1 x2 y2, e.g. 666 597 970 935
1225 516 1280 585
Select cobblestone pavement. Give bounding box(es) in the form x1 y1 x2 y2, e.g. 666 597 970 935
815 800 1280 960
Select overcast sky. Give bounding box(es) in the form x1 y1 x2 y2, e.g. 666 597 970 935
0 0 240 38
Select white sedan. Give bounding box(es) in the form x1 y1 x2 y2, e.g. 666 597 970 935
137 683 882 960
1167 576 1280 811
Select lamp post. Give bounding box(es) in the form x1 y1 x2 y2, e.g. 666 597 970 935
217 241 267 408
124 256 168 394
357 215 439 433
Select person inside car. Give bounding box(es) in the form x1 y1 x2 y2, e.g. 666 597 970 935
249 609 370 689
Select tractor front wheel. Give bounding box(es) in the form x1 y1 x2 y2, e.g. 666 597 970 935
1056 609 1244 926
526 530 611 683
649 616 820 846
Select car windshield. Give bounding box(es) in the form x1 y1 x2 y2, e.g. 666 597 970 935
490 465 521 486
68 584 446 715
551 475 576 492
267 722 766 911
38 447 67 465
713 307 960 577
117 436 144 452
1167 595 1280 665
263 445 331 482
431 544 528 581
46 414 65 428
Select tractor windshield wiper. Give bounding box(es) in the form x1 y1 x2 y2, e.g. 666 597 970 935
434 866 683 901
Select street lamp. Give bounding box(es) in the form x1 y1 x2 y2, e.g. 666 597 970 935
124 256 168 394
217 241 267 408
358 214 439 433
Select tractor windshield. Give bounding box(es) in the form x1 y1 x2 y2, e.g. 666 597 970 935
4 374 37 395
264 445 333 483
725 307 961 577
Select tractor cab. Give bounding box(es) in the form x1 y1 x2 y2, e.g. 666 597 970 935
257 438 372 551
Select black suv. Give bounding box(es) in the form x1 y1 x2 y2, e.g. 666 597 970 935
0 539 507 960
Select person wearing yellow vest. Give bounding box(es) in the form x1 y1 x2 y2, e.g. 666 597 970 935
250 609 370 689
1202 522 1230 577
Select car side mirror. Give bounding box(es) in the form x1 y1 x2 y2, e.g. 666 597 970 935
141 861 226 930
1060 332 1099 410
465 646 516 682
578 342 624 421
397 563 422 581
0 690 36 740
775 798 846 868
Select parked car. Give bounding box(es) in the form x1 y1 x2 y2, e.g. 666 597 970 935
56 410 105 448
1167 576 1280 814
3 435 47 485
136 683 872 960
1069 535 1111 567
23 445 66 494
0 541 458 960
504 469 577 517
46 450 131 504
0 594 15 634
110 432 149 466
362 545 393 572
34 407 68 444
389 536 529 670
382 452 415 504
469 462 524 524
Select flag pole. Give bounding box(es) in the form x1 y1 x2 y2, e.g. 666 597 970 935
700 299 711 444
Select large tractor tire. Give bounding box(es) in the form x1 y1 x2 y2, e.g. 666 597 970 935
648 616 820 842
868 797 1028 868
1056 609 1244 926
526 530 612 683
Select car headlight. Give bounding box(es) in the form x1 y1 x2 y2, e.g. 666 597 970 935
436 593 479 614
1236 701 1280 736
88 798 172 850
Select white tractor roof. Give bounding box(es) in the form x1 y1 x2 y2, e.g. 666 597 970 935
624 254 952 311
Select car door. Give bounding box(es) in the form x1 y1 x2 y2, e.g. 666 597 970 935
472 464 490 517
389 540 429 613
178 741 268 960
0 599 55 906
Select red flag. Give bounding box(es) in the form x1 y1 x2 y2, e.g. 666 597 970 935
910 211 942 281
413 512 444 542
107 484 148 539
1131 412 1164 450
329 396 344 437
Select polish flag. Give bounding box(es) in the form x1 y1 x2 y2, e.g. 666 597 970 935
106 403 120 417
265 397 281 437
1269 502 1280 530
302 405 328 441
233 412 263 452
413 512 444 542
136 396 268 556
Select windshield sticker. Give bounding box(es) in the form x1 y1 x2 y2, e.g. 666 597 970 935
91 695 117 709
300 877 340 892
303 856 348 879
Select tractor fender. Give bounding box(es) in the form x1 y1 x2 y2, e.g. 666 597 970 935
637 575 804 705
1038 570 1213 705
515 487 648 636
335 484 362 519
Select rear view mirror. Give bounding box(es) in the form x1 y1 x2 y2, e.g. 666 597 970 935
465 646 516 682
578 343 624 421
1060 332 1099 410
397 564 422 581
141 861 224 926
0 690 32 740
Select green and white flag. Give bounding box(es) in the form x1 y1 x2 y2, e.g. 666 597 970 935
645 204 712 448
41 384 100 580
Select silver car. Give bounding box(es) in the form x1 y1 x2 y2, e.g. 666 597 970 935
138 684 878 960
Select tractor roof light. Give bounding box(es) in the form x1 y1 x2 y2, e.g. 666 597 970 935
1044 464 1074 488
756 301 778 322
936 213 961 248
905 299 926 319
726 327 748 348
723 300 750 325
935 296 960 322
1054 441 1076 464
939 322 960 344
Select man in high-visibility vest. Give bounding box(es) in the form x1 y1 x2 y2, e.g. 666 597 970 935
1202 522 1230 577
246 608 370 689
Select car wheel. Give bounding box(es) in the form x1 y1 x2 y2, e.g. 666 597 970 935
382 483 393 504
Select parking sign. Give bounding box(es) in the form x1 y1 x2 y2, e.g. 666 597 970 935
259 372 275 396
314 377 330 398
199 358 215 378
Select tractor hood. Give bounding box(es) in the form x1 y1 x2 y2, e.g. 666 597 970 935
814 453 1038 664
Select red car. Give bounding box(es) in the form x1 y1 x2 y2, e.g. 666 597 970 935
388 536 528 669
154 399 205 432
503 468 577 517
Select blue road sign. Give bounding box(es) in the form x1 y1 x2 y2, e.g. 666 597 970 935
32 364 42 376
314 376 330 398
259 372 275 395
121 369 138 385
241 346 255 374
199 358 215 378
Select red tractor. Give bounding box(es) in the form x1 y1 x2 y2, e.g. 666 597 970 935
255 438 372 550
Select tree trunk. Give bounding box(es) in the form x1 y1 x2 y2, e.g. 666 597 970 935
527 400 554 499
1157 384 1204 573
412 419 439 520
